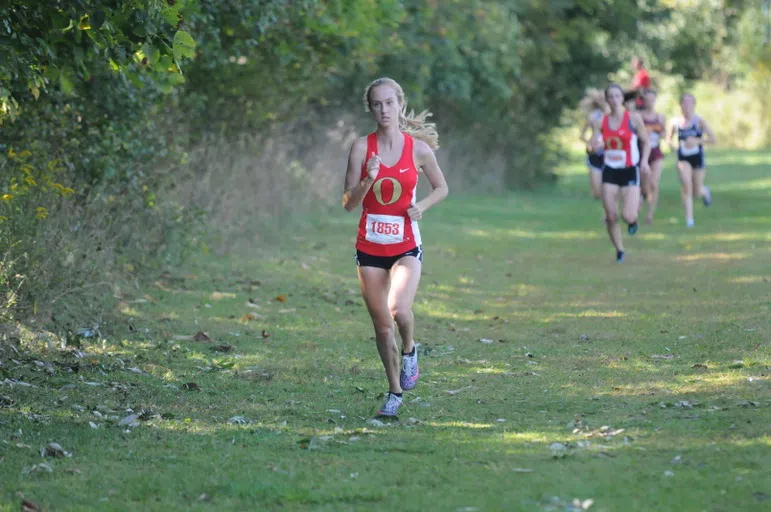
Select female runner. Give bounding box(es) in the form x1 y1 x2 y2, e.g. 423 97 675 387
342 77 449 417
666 93 717 227
600 84 650 262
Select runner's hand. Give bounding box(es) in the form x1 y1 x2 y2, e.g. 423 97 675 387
640 161 651 175
366 152 381 180
407 203 423 221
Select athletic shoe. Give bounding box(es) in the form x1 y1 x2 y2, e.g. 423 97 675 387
703 186 712 207
686 219 695 228
616 250 625 263
377 392 403 417
628 222 638 235
400 348 420 391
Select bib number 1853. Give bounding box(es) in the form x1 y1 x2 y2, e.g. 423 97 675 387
365 214 405 245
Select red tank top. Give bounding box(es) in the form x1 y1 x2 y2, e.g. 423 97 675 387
356 132 421 256
602 111 640 168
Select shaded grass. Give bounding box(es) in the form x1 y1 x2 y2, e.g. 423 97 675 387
1 149 770 511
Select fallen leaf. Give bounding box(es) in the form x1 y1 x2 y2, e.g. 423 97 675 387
479 338 494 344
212 344 234 353
118 414 141 428
550 442 569 458
261 330 270 339
21 499 41 511
89 421 98 429
210 291 236 301
172 334 195 341
193 331 212 342
579 334 591 342
512 468 534 473
691 363 708 369
737 400 759 407
228 416 248 425
64 468 81 475
199 493 211 502
278 308 296 314
240 313 256 322
0 395 16 408
43 442 72 458
573 498 595 510
274 295 287 303
238 370 272 381
650 354 674 360
664 470 675 477
753 492 770 502
26 463 54 475
445 385 476 395
182 382 200 391
366 419 386 427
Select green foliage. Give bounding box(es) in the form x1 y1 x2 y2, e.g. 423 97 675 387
0 1 197 123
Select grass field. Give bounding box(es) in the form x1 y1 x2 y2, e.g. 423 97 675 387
1 149 769 511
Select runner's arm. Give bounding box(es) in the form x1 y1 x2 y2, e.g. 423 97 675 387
342 138 373 211
632 113 651 166
666 118 678 151
660 114 667 151
579 121 589 144
698 118 718 146
413 140 448 214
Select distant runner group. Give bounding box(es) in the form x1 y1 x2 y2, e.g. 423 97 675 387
581 57 717 261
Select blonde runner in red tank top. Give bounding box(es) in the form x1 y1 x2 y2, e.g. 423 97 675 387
356 132 422 257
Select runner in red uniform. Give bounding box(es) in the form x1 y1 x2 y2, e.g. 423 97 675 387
629 56 651 110
639 89 666 224
600 83 650 263
342 77 449 417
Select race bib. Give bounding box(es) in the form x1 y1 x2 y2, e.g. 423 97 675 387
648 131 660 148
604 149 627 169
365 214 405 245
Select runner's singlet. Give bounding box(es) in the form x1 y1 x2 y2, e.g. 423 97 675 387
356 133 422 257
643 114 664 149
601 111 639 168
677 116 703 157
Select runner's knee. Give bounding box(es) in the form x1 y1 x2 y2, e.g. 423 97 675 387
390 304 412 326
372 318 394 339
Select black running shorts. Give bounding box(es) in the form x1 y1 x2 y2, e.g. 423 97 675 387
355 245 423 270
587 152 604 171
678 151 705 170
602 165 640 187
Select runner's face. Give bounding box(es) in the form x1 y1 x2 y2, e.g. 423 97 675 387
369 86 400 127
606 87 624 110
681 95 695 116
